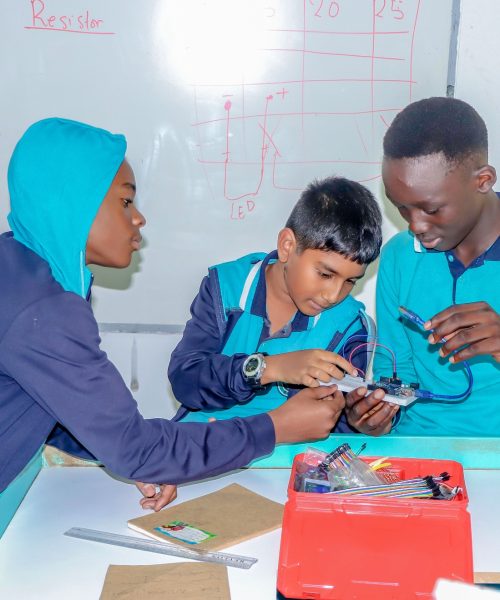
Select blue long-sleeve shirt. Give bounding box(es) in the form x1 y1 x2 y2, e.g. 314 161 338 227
0 233 275 492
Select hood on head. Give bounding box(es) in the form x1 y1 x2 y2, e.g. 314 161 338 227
8 117 127 297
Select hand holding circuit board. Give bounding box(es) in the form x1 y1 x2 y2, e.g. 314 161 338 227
321 306 474 435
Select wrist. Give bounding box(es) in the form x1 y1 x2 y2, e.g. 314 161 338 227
268 406 287 444
260 354 278 385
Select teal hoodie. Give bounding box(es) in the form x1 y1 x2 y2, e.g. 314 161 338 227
7 117 127 298
0 117 276 540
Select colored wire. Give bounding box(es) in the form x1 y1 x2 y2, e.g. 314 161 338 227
341 334 397 376
348 341 397 375
340 334 376 377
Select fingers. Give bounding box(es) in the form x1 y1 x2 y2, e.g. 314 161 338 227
317 351 358 376
270 383 344 444
344 388 399 434
448 337 500 363
346 388 385 418
357 401 398 429
140 484 178 511
358 404 398 436
135 481 156 498
424 303 500 362
318 388 346 408
313 389 346 433
303 375 321 387
426 302 487 330
302 355 357 386
428 310 499 362
270 350 357 387
429 312 485 344
345 392 398 435
345 386 368 408
304 384 339 399
136 481 177 511
330 389 346 411
427 303 493 340
153 485 178 511
438 324 491 359
317 360 353 382
138 484 160 509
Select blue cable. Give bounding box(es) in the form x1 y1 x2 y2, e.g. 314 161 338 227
399 306 473 402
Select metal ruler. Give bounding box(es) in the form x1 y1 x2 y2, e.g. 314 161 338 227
64 527 258 570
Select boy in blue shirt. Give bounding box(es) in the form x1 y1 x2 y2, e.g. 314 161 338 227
0 118 346 535
169 177 397 438
348 97 500 436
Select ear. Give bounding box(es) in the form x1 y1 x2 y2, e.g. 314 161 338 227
475 164 497 193
276 228 297 263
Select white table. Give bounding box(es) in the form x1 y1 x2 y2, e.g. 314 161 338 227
1 466 499 599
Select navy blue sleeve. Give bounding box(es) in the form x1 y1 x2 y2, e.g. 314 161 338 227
46 424 99 461
1 293 275 485
168 274 255 411
340 325 369 375
331 324 368 434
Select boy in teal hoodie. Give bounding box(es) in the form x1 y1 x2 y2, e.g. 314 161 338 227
0 118 345 535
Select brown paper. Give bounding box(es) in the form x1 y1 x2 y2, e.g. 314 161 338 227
99 562 231 599
474 572 500 584
128 483 284 551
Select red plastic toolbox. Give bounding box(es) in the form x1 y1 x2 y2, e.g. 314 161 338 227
277 454 473 599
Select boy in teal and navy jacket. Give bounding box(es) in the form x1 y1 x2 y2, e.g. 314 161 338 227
355 97 500 436
169 177 398 438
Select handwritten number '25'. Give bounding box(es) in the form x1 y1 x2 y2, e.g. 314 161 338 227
309 0 340 18
375 0 405 20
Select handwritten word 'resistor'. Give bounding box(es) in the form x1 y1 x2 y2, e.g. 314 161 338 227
27 0 114 35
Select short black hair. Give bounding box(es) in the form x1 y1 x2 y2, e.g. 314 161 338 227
285 176 382 265
383 97 488 164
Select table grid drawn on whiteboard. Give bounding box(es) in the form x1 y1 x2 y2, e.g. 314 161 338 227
0 1 455 325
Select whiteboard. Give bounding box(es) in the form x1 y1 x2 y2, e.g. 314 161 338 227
454 0 500 172
0 0 454 325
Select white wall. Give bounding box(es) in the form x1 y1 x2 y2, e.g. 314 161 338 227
454 0 500 171
99 332 181 420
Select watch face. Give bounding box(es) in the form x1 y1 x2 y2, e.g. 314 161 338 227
245 357 259 375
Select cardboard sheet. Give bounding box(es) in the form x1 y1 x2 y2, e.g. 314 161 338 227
128 483 284 551
100 562 231 599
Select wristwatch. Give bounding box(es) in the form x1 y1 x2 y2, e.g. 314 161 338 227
242 353 267 388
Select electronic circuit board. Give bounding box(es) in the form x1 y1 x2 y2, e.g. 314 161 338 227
322 374 419 407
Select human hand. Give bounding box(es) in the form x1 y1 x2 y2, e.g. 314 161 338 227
262 349 357 387
269 385 345 443
345 387 398 436
135 482 178 511
425 302 500 363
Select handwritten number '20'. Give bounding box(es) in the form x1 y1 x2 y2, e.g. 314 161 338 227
375 0 405 20
309 0 340 18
